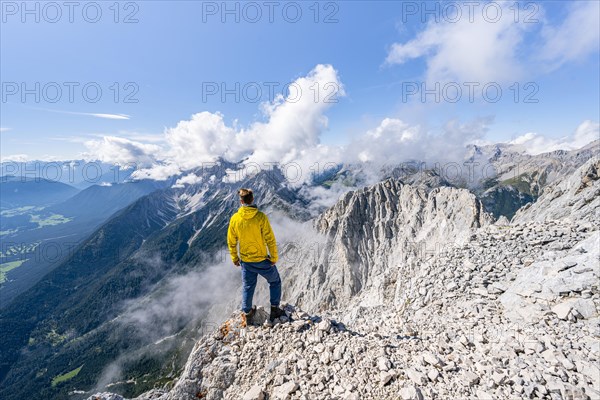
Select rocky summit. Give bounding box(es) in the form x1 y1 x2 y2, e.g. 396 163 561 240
89 158 599 400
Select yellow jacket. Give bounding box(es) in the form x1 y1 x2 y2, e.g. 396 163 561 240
227 205 278 263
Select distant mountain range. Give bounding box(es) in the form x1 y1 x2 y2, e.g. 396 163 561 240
472 140 600 218
0 176 79 209
0 161 135 189
0 178 166 308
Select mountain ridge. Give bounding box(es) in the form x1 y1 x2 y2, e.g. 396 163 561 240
88 155 599 400
0 141 598 399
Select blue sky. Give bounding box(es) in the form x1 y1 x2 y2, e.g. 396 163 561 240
1 1 599 163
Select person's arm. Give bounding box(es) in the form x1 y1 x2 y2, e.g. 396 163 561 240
227 219 240 266
262 215 278 264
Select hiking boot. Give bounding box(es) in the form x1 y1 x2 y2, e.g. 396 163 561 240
270 305 285 321
242 307 256 327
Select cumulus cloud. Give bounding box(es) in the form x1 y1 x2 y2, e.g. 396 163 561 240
164 111 238 169
286 116 493 206
85 64 344 185
131 162 181 181
172 173 203 188
345 117 491 166
386 2 599 84
82 63 597 188
242 65 345 166
509 120 599 155
83 136 162 168
385 2 527 84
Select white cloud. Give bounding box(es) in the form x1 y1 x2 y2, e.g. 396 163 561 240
39 107 131 120
345 117 491 166
1 154 28 162
80 62 597 187
163 111 237 169
0 127 11 133
37 155 64 162
385 2 527 84
299 181 352 211
83 65 508 186
92 64 345 184
83 136 161 167
353 119 419 162
118 257 240 343
172 173 203 188
509 120 599 155
113 131 165 143
131 163 181 181
88 113 130 120
221 167 254 184
242 64 345 167
53 131 166 145
385 2 599 84
537 1 600 71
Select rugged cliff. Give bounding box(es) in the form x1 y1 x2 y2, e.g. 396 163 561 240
89 159 599 400
282 180 492 313
512 157 600 224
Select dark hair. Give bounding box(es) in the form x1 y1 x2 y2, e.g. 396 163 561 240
238 188 254 204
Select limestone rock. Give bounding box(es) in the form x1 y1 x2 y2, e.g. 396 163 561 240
243 385 264 400
399 386 424 400
552 302 573 320
272 381 298 400
90 154 599 400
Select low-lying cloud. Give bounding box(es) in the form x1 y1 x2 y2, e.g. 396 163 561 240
345 117 491 166
509 120 599 155
93 254 240 390
119 260 240 341
84 136 161 167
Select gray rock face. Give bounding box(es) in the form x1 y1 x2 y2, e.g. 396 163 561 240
512 157 600 224
470 140 599 191
499 230 599 323
88 153 599 400
467 140 599 219
280 179 492 312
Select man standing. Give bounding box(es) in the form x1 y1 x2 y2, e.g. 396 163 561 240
227 188 285 323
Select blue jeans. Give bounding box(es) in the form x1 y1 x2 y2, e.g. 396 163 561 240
241 259 281 313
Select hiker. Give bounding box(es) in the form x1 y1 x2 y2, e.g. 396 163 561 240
227 188 285 323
